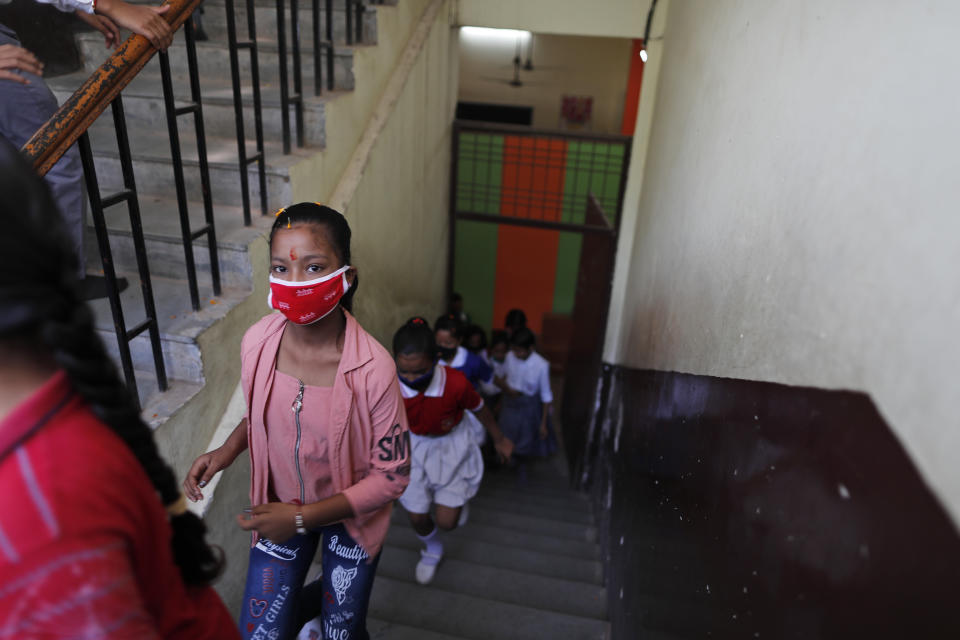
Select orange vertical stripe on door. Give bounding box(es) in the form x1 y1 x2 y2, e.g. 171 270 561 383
492 225 560 336
493 136 567 334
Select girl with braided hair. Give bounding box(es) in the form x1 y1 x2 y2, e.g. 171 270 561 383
0 140 237 636
184 203 411 640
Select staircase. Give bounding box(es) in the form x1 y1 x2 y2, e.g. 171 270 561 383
367 456 611 639
44 1 391 421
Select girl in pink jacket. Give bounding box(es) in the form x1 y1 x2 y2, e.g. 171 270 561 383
184 204 410 640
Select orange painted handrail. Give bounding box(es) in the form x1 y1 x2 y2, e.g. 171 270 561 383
21 0 202 177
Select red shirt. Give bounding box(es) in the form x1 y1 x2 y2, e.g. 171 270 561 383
399 365 484 436
0 371 239 640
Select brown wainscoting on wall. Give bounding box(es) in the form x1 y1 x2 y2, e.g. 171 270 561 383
565 366 960 640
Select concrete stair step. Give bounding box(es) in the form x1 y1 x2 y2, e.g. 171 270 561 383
85 270 249 383
83 194 272 288
367 617 468 640
382 531 603 585
460 502 597 542
81 119 298 208
77 30 357 91
199 0 379 47
368 576 609 640
49 69 343 148
377 546 608 620
467 494 595 525
389 508 601 561
128 369 203 428
475 483 593 513
476 474 587 503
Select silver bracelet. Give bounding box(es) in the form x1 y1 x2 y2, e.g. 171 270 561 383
295 511 307 535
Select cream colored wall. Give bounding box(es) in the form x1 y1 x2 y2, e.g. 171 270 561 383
606 0 960 524
458 31 633 133
286 0 433 204
336 0 456 345
457 0 650 39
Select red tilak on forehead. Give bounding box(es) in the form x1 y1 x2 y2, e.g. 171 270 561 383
289 248 297 261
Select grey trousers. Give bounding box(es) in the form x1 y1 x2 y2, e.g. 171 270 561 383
0 23 85 277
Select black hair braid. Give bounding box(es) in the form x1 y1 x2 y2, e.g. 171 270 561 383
0 138 222 586
40 293 224 585
270 203 357 312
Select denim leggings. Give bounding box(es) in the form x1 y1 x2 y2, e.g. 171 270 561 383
239 523 380 640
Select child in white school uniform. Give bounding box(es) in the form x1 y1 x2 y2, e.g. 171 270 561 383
393 318 513 584
496 327 557 465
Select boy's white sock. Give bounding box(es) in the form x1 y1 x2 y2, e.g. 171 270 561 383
417 526 443 564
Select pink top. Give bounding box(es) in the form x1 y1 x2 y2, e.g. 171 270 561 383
241 311 410 558
266 371 335 504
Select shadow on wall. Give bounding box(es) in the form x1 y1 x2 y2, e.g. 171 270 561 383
566 366 960 640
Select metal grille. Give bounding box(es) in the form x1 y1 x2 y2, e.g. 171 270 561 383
453 122 631 231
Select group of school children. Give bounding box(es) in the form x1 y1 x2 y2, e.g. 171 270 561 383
391 305 558 589
0 154 560 640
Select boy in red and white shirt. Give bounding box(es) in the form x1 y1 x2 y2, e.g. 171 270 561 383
392 318 513 584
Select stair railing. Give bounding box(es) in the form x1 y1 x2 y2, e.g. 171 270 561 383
272 0 377 152
21 0 211 406
224 0 269 224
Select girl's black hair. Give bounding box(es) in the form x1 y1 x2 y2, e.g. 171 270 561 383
270 203 357 312
392 316 436 360
490 329 509 349
504 308 527 330
510 327 536 349
463 324 487 350
434 313 463 338
0 140 222 586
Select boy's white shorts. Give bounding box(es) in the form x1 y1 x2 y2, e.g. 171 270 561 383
398 417 484 514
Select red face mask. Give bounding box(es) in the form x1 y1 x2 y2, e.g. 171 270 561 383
267 265 351 325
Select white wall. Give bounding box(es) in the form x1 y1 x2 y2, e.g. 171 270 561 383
457 0 650 39
606 0 960 524
337 0 457 345
458 30 633 133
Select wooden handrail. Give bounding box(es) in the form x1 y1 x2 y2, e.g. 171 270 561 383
21 0 202 177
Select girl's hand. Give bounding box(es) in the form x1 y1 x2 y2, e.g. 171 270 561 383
539 422 548 440
236 503 300 543
75 11 121 49
494 435 514 463
183 447 231 502
0 44 43 83
95 0 173 50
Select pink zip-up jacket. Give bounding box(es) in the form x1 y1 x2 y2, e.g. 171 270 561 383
241 310 410 558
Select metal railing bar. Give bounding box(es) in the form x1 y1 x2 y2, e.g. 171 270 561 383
345 0 353 45
355 0 364 43
290 0 305 148
453 211 616 235
312 0 322 95
248 0 268 216
158 50 202 312
111 95 167 394
184 18 221 297
276 0 292 154
22 0 206 175
224 0 254 225
125 319 153 341
174 104 200 116
325 0 335 91
77 131 140 405
100 190 134 208
190 226 212 240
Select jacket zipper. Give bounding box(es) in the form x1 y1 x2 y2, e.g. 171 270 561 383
292 379 306 504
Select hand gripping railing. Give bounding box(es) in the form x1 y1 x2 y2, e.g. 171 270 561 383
21 0 211 407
